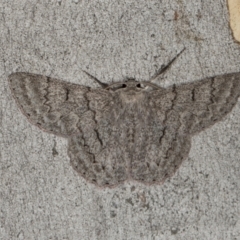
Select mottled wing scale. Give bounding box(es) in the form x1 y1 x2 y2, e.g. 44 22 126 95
9 72 240 187
173 73 240 134
9 72 89 137
130 87 191 183
68 89 131 186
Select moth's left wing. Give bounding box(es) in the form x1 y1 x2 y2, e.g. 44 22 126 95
9 72 90 137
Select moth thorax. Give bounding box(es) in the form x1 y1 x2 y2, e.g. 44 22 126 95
120 90 145 103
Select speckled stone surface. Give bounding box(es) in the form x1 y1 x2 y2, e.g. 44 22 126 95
1 1 240 239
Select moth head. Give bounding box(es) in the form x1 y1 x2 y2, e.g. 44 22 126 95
105 80 159 92
105 80 161 102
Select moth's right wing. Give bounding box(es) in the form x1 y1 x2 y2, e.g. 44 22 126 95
171 73 240 135
131 73 240 184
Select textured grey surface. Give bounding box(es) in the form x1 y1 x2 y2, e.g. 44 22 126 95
1 0 240 239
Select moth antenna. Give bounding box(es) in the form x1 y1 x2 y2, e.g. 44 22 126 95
149 47 185 82
82 70 109 88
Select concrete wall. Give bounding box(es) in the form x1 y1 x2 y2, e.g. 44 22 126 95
1 0 240 239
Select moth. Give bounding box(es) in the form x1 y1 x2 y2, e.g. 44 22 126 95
9 71 240 187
